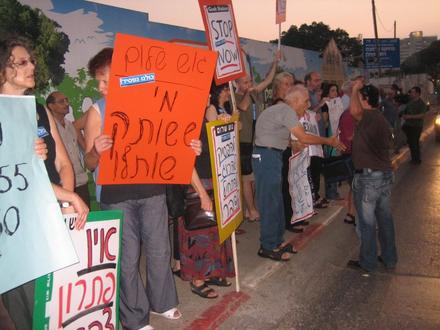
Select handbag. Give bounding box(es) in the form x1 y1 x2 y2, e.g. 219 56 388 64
183 189 217 230
322 155 354 184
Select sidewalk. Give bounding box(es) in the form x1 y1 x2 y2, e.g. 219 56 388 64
149 115 437 330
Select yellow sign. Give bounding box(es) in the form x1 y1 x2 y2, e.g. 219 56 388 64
206 115 243 243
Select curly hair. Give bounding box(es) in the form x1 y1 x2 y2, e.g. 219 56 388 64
209 82 231 114
88 48 113 78
0 37 34 89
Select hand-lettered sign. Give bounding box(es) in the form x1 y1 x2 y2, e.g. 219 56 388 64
276 0 287 24
33 211 123 330
206 116 243 243
199 0 246 84
288 149 314 224
98 33 217 185
0 95 78 294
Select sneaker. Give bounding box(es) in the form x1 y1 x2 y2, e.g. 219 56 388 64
377 256 396 270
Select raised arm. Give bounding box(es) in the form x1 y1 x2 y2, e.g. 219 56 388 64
253 50 281 93
350 80 364 121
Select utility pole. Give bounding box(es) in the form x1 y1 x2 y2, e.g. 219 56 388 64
394 20 397 38
371 0 381 76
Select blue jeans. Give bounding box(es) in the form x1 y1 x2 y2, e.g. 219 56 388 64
253 147 285 250
101 194 178 329
352 170 397 271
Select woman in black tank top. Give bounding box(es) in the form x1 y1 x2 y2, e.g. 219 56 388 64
0 37 89 330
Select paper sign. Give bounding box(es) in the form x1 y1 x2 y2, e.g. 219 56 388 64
199 0 246 84
276 0 287 24
0 95 78 294
206 116 243 243
288 149 314 223
33 211 123 330
98 33 217 185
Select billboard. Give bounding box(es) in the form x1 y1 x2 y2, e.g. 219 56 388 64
363 38 400 69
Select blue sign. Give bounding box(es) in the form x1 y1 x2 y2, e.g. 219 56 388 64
119 73 155 87
363 38 400 69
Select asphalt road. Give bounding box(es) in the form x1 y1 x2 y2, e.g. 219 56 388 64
220 137 440 330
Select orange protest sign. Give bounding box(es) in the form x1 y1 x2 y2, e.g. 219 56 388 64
97 33 217 185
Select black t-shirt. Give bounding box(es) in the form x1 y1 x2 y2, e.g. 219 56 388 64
36 103 61 184
352 109 392 171
194 119 212 179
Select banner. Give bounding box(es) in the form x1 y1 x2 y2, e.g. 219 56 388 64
198 0 246 84
276 0 287 24
33 211 123 330
0 95 78 294
206 116 243 243
288 149 314 223
98 33 217 185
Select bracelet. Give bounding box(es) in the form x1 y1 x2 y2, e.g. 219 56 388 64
60 202 70 208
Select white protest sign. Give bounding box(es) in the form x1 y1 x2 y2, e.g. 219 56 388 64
199 0 246 84
33 211 123 330
288 149 314 223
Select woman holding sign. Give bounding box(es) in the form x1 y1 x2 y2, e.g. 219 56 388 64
0 38 89 330
177 92 235 299
83 48 204 329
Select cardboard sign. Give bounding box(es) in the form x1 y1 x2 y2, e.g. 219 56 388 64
288 149 314 223
199 0 246 84
0 95 78 294
33 211 123 330
206 116 243 243
276 0 287 24
98 33 217 185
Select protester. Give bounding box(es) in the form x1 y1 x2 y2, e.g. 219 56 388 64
321 83 344 201
235 51 279 222
178 97 235 299
0 37 88 330
46 91 90 207
253 85 345 261
270 72 308 233
348 81 397 273
402 86 427 164
305 71 327 137
338 107 356 225
83 48 202 330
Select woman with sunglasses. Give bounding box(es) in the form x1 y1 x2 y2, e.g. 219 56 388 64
0 37 89 330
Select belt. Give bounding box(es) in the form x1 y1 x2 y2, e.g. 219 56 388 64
255 145 284 152
354 168 381 174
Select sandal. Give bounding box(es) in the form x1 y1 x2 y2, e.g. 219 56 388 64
314 199 328 209
343 213 356 225
257 247 291 261
279 243 298 254
205 277 232 287
151 307 182 320
190 282 218 299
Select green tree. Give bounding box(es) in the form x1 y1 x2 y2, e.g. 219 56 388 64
271 21 363 67
0 0 69 92
401 40 440 79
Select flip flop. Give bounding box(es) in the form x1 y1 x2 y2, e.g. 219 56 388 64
205 277 232 287
190 282 218 299
151 307 182 320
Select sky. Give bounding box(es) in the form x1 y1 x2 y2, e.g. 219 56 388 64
89 0 440 42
